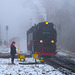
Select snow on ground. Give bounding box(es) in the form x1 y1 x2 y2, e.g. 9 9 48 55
0 45 10 53
56 50 69 56
0 45 74 75
0 58 64 75
56 50 75 62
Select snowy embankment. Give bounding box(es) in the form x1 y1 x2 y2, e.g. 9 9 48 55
56 50 75 62
0 45 27 54
0 58 64 75
0 45 10 53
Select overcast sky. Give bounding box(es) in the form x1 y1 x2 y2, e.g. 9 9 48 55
0 0 47 40
0 0 47 50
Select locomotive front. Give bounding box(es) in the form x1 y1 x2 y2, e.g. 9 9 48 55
27 22 57 56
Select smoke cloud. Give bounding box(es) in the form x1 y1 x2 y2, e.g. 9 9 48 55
40 0 75 52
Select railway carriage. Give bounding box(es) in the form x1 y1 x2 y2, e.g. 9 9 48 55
27 22 57 56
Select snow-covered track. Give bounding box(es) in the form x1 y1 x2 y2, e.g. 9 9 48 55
44 57 75 74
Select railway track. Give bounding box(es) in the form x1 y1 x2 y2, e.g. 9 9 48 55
43 57 75 75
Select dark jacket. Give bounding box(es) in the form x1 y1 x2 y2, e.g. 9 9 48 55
10 45 16 55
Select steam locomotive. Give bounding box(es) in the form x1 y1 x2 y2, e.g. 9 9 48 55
27 22 57 56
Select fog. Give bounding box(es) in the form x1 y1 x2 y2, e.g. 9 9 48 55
41 0 75 52
0 0 75 52
0 0 47 50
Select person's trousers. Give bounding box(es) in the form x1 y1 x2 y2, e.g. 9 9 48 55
11 55 15 63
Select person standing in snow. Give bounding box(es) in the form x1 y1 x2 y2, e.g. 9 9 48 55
10 41 16 64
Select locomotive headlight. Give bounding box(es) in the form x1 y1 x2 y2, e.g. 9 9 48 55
45 22 48 24
51 40 54 43
40 40 43 43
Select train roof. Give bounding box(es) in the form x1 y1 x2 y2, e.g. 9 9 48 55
27 22 54 33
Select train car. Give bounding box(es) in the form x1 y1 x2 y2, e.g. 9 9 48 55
27 22 57 56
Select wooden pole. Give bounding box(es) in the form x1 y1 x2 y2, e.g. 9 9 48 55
17 43 20 60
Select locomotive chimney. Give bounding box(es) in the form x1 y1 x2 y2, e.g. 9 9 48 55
34 23 36 26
